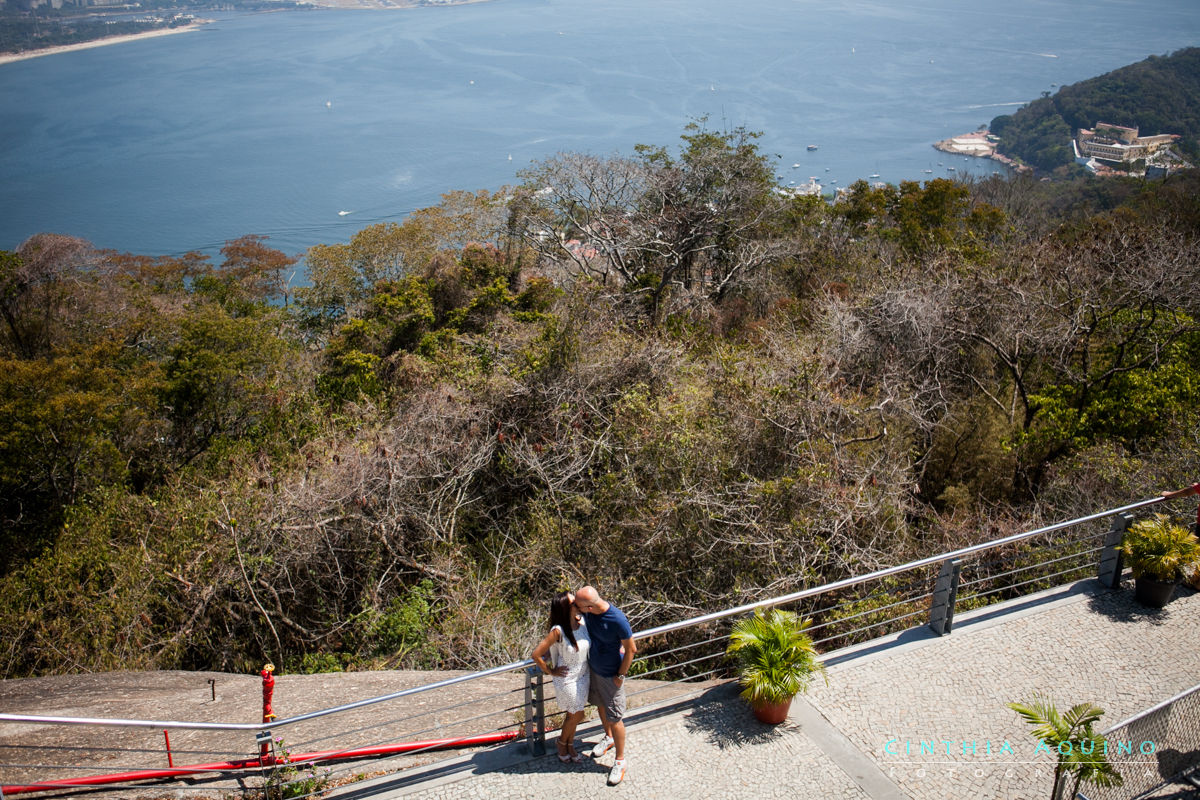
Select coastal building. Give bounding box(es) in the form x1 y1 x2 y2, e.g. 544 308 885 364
1076 122 1178 164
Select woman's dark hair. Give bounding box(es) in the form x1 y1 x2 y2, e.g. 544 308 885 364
548 591 578 650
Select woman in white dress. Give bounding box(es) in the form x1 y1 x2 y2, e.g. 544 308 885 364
531 590 591 762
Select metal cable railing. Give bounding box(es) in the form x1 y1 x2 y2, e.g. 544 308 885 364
2 489 1193 797
1078 682 1200 800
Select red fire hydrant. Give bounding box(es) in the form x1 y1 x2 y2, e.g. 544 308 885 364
260 663 276 761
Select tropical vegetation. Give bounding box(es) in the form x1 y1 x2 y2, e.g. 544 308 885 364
1 119 1199 679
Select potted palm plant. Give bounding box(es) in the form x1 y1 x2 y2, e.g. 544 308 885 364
726 608 827 724
1117 513 1200 608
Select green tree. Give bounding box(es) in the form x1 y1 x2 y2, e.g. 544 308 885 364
0 349 160 570
160 305 294 464
193 235 296 313
519 121 789 325
296 190 514 340
0 236 95 360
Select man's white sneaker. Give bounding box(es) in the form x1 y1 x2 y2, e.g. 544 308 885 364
590 735 614 758
607 758 626 785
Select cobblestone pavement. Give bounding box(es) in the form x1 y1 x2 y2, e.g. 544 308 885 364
374 685 873 800
335 580 1199 800
807 581 1200 800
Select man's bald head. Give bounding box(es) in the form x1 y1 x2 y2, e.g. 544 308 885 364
575 585 608 614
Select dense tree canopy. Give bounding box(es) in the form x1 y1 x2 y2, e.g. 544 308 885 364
2 125 1198 679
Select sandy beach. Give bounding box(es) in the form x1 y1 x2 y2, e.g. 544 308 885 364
0 22 209 67
0 0 497 64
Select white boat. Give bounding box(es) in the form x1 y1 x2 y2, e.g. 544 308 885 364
792 163 800 168
869 173 880 179
338 210 352 216
807 144 819 151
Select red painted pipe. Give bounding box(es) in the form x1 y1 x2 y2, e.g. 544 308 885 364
1 731 520 795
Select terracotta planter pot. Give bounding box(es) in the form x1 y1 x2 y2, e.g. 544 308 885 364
1134 576 1178 608
752 697 794 724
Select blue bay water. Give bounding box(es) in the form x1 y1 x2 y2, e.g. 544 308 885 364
1 0 1198 258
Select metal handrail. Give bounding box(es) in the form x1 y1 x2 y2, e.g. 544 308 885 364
1102 680 1200 735
0 493 1175 734
0 661 529 732
633 495 1166 640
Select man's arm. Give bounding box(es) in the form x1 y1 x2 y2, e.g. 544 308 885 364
616 636 636 682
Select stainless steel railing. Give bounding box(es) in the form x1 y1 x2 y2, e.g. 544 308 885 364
1 490 1192 797
1078 682 1200 800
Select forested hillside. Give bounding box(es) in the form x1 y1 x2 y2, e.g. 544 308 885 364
990 47 1200 172
2 124 1199 679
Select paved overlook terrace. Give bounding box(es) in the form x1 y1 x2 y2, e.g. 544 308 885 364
379 582 1200 800
2 495 1199 800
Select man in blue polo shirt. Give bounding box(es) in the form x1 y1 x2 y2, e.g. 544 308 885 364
574 584 635 786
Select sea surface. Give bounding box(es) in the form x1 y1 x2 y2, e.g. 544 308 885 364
1 0 1198 259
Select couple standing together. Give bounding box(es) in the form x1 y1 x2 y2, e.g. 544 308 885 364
531 585 635 786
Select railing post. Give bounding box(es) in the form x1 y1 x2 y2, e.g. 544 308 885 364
1097 512 1133 589
523 666 546 756
929 558 962 636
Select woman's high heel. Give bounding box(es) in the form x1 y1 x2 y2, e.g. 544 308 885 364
556 737 572 763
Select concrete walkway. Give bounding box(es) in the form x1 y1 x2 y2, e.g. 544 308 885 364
331 580 1200 800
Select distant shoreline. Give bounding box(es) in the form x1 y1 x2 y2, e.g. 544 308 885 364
309 0 495 8
0 0 495 65
0 22 209 66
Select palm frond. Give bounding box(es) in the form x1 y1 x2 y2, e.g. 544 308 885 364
1062 702 1104 732
1010 695 1123 799
728 608 824 706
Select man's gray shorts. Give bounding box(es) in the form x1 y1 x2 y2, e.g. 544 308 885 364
588 670 626 722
